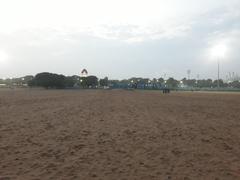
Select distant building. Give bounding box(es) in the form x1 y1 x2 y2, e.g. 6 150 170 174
0 83 7 87
81 69 88 77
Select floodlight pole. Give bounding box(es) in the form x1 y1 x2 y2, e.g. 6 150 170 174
217 58 220 89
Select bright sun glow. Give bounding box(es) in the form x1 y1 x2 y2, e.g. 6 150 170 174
210 44 227 58
0 50 8 63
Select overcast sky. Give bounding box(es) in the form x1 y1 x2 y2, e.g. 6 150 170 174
0 0 239 80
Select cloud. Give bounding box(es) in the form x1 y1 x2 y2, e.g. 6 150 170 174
0 50 9 64
0 0 240 78
85 23 192 43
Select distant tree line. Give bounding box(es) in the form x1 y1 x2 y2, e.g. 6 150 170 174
108 77 240 89
27 72 99 89
0 72 240 89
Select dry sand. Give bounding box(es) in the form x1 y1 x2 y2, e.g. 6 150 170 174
0 89 240 180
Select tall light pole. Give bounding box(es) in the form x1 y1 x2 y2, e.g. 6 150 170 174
187 69 191 80
210 44 227 90
217 58 220 89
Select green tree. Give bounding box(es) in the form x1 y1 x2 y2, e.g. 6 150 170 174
229 81 240 88
29 72 65 89
64 76 75 87
213 79 224 88
86 76 98 88
166 77 179 89
99 77 108 87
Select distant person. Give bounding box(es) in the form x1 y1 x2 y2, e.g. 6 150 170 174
163 88 170 94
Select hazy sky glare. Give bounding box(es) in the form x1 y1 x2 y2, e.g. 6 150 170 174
0 0 240 79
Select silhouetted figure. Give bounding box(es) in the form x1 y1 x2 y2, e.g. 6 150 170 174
163 88 170 94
